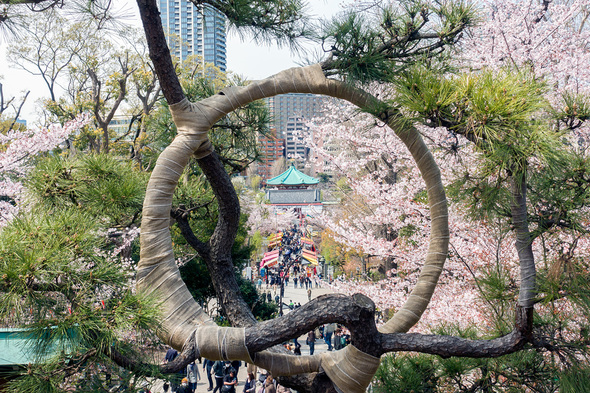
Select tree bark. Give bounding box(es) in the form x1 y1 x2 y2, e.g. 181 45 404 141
510 171 536 310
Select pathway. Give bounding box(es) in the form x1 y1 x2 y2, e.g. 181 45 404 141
152 281 334 393
192 281 333 392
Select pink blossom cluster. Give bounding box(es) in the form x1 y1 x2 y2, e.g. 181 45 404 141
0 114 90 228
326 206 519 332
241 190 299 236
462 0 590 96
308 101 429 258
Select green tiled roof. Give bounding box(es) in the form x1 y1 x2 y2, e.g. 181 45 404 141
0 329 36 366
266 165 319 186
0 328 76 366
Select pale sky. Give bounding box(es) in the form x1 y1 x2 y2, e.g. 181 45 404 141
226 0 344 79
0 0 345 123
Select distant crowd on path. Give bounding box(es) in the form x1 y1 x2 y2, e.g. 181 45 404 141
304 323 351 354
161 347 293 393
277 322 350 357
155 226 348 393
255 225 331 318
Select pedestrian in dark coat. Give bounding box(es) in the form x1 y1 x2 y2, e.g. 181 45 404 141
203 358 214 391
306 330 316 355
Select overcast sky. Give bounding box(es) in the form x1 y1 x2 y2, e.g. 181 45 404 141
226 0 344 79
0 0 345 124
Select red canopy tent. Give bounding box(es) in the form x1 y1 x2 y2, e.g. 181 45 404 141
260 250 280 268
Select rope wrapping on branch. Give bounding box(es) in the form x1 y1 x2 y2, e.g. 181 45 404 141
169 99 214 159
192 326 378 393
138 63 449 390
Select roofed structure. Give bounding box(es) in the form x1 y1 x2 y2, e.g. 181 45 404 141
265 165 323 218
266 165 319 189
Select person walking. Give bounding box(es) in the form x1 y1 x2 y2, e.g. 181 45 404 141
222 369 238 393
186 361 200 392
242 373 256 393
307 287 312 301
263 376 276 393
203 358 214 391
231 360 241 379
324 323 336 351
246 362 258 380
164 347 181 392
306 330 316 355
212 360 225 393
334 329 342 350
176 378 191 393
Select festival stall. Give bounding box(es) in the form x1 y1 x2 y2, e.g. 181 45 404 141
301 249 318 265
267 232 283 249
260 249 280 268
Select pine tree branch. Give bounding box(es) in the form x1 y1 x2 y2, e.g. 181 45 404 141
171 207 211 256
196 152 257 327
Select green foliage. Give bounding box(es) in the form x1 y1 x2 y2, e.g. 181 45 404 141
398 223 417 238
26 154 147 226
317 172 330 183
321 13 390 83
526 153 590 238
0 205 164 392
205 0 311 48
555 92 590 130
0 151 164 392
249 175 262 190
250 231 263 258
374 353 440 392
374 342 567 393
179 257 216 307
396 67 565 175
319 0 476 84
447 174 512 221
237 275 277 321
560 367 590 393
474 264 516 334
0 208 107 322
179 212 254 305
180 259 277 321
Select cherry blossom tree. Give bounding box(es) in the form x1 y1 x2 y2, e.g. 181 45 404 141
0 114 89 227
308 1 590 389
242 190 299 237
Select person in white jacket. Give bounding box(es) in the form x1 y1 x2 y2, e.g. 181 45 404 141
186 361 200 393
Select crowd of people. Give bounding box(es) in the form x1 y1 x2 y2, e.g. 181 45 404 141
159 350 292 393
152 226 347 393
256 227 326 315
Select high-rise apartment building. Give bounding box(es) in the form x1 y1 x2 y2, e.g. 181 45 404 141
285 116 309 160
257 128 285 181
266 93 328 139
159 1 227 71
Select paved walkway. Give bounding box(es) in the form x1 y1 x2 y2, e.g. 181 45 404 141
153 282 334 393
